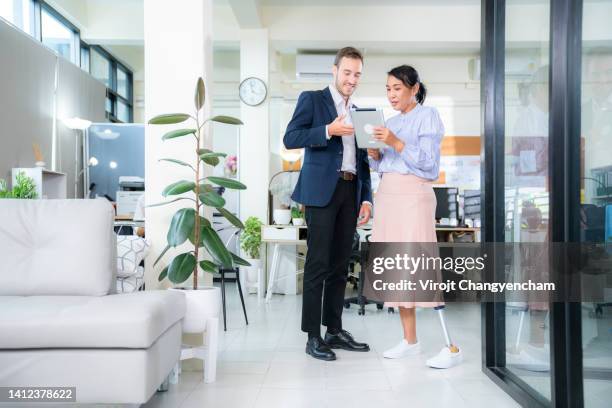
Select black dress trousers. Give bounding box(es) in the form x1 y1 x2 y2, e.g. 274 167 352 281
301 177 357 336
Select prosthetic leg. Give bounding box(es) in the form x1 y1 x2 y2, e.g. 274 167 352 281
424 305 463 368
434 305 460 353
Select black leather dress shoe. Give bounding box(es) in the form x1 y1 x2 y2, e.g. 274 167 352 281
324 329 370 352
305 336 336 361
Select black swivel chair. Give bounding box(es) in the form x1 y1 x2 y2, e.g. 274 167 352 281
344 232 394 315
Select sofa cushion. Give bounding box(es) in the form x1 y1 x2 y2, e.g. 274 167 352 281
0 290 185 349
117 236 149 278
0 199 116 296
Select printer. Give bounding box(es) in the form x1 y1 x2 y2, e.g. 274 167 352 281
116 176 144 217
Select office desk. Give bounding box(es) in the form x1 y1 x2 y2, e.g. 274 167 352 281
261 225 307 302
114 216 144 235
261 224 372 302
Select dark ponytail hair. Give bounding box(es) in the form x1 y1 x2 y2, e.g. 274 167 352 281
387 65 427 104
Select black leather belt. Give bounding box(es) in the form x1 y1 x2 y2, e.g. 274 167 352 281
339 171 356 181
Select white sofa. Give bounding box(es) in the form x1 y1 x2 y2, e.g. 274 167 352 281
0 199 186 404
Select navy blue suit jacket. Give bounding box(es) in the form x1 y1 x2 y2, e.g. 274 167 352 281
283 87 372 209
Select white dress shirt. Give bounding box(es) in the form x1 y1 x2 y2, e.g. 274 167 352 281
326 84 357 174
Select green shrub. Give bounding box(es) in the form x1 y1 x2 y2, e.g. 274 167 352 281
0 172 38 199
240 216 263 259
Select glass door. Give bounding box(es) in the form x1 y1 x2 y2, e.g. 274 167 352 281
580 1 612 406
480 0 611 406
503 0 551 401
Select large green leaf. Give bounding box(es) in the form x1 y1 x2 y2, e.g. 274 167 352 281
162 180 196 197
200 152 226 167
167 253 197 284
153 244 171 267
158 265 169 282
158 158 195 171
207 176 246 190
199 152 227 160
231 252 251 267
167 208 196 247
209 115 243 125
199 260 218 274
188 216 212 246
149 113 190 124
199 183 214 192
217 207 244 229
195 77 205 111
161 128 196 141
147 197 195 208
199 191 226 208
201 226 233 267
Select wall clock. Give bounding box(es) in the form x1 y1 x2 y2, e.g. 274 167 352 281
239 77 267 106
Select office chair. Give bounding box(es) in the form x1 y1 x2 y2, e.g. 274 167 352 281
344 232 393 315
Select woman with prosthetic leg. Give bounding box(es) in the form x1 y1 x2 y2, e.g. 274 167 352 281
368 65 463 368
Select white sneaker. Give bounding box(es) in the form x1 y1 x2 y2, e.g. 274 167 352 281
383 340 421 359
426 346 463 369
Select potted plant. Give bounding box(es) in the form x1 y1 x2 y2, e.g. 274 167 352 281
291 205 304 226
0 172 38 199
273 204 291 225
240 216 263 293
149 77 250 334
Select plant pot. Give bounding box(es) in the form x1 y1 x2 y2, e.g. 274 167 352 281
169 286 221 334
292 218 304 226
273 209 291 225
242 258 261 294
244 258 261 282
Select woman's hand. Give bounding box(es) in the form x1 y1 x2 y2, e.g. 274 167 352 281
373 127 405 153
367 148 381 161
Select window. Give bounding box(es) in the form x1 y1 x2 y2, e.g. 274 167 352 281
117 99 130 123
117 66 129 99
80 44 89 72
0 0 33 35
0 0 15 24
91 47 111 88
1 0 134 123
40 4 79 63
89 45 133 122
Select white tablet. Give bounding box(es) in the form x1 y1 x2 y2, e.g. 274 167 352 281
349 107 386 149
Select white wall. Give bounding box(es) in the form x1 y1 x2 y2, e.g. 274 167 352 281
239 29 270 224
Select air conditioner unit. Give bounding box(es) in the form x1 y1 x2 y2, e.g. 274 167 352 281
296 54 335 81
468 55 540 81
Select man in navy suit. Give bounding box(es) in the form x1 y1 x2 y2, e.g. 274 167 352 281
284 47 372 361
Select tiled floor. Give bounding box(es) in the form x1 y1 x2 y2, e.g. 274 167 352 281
143 283 520 408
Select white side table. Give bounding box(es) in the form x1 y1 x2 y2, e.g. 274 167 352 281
261 225 307 302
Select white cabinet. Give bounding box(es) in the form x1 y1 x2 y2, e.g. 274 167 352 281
11 168 67 199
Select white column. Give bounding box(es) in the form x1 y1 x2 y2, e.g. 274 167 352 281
144 0 214 290
239 29 270 223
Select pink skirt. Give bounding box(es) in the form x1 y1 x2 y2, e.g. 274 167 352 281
371 173 443 309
